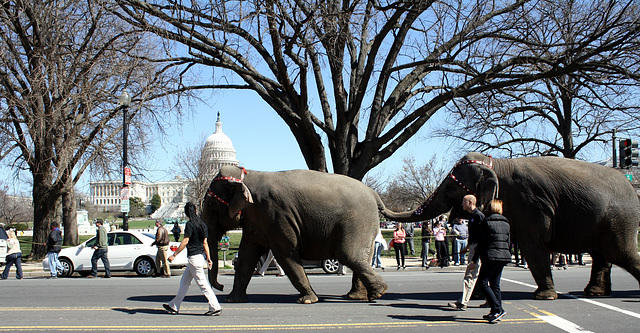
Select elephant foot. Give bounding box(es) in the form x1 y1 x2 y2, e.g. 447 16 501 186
367 283 388 301
533 288 558 300
225 292 249 303
296 293 318 304
345 290 368 301
584 284 611 297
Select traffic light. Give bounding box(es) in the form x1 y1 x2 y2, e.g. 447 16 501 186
619 138 639 168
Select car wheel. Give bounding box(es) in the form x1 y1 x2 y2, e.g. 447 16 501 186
322 259 340 274
134 257 155 277
59 258 74 277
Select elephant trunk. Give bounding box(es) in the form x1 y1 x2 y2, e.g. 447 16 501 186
381 179 453 222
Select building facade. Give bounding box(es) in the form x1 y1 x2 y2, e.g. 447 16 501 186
89 113 239 218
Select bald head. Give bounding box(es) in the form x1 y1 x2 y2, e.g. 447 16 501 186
462 195 477 213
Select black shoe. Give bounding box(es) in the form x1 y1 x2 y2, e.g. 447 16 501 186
163 304 178 315
483 313 494 320
489 310 505 323
204 309 222 316
102 275 111 278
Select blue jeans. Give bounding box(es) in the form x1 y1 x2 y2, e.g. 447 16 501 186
91 248 111 277
47 252 64 277
2 253 23 279
454 238 468 264
372 242 383 267
478 260 507 314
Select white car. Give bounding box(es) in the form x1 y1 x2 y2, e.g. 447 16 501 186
42 230 188 277
0 228 7 266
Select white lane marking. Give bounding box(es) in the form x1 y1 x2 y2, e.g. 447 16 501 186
503 278 640 320
538 315 594 333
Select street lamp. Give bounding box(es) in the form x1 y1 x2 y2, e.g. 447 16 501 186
119 90 132 231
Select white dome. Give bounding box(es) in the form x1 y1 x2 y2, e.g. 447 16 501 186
203 113 239 167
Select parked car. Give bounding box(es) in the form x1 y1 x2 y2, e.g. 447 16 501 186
0 228 7 266
42 230 188 277
232 253 342 274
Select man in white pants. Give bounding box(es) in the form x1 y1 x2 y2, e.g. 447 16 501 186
163 202 222 316
448 195 485 310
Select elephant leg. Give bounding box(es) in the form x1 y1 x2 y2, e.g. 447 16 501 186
274 253 318 304
519 241 557 300
344 260 388 301
585 252 612 296
227 242 266 303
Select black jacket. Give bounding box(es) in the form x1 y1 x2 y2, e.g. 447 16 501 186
472 213 511 263
47 228 63 253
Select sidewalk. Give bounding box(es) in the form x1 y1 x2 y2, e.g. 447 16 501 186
8 254 591 279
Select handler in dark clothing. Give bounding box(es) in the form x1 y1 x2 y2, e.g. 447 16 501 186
470 199 511 323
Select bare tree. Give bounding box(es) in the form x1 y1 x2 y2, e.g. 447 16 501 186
115 0 640 179
438 0 640 159
381 155 448 211
0 183 32 225
0 0 183 258
175 139 217 211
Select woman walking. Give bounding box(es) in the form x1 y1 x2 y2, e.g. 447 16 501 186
163 202 222 316
470 199 511 323
1 230 23 280
392 223 406 269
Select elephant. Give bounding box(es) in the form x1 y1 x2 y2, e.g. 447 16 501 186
381 152 640 300
200 166 388 304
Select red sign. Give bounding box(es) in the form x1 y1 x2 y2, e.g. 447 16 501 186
124 167 131 185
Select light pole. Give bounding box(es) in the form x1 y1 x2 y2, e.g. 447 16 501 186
119 90 132 231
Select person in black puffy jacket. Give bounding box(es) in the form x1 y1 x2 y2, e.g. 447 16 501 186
469 199 511 323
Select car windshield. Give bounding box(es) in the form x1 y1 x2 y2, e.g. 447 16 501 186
142 233 155 240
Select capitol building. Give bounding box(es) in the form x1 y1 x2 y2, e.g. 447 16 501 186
89 113 239 218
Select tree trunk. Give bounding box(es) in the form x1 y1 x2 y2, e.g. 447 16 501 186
31 176 60 260
62 188 79 246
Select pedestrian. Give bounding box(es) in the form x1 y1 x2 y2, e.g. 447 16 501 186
258 250 285 276
152 219 171 278
452 218 469 266
420 220 433 268
447 194 485 310
372 230 388 269
403 222 415 255
1 230 23 280
163 202 222 316
392 223 406 269
46 221 64 279
433 221 449 267
172 222 181 242
473 199 511 323
88 219 111 278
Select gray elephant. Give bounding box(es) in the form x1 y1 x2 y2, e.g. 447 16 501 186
201 166 388 304
382 152 640 300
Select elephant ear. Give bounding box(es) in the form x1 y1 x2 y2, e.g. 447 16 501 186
228 180 253 218
476 166 499 210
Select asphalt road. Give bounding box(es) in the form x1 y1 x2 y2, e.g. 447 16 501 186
1 264 639 332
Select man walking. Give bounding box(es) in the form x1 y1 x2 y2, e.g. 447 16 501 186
88 219 111 278
448 194 485 310
152 219 171 277
46 222 64 279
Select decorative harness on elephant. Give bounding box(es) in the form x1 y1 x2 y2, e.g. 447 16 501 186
413 157 493 216
206 166 248 207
